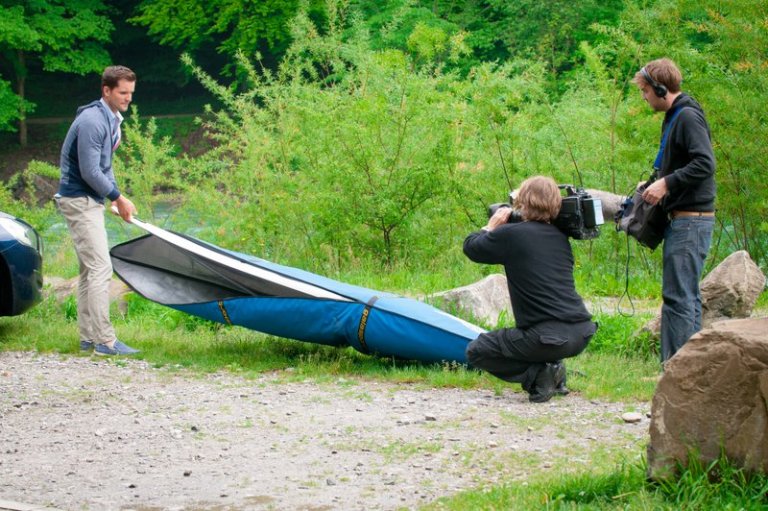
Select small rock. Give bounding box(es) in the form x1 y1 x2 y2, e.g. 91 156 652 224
621 412 643 424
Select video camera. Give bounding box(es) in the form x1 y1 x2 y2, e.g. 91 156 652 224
487 185 604 240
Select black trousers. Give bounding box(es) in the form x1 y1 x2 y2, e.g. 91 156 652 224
466 320 597 392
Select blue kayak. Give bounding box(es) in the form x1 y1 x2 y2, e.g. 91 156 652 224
110 220 484 364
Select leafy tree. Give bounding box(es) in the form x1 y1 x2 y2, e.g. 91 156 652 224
0 77 23 131
353 0 625 76
131 0 325 75
0 0 113 146
114 0 766 284
178 5 553 269
683 0 768 268
492 0 625 73
129 0 625 82
587 0 768 269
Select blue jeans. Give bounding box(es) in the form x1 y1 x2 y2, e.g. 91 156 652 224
660 216 714 362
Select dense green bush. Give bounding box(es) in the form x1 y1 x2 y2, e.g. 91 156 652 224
2 0 765 292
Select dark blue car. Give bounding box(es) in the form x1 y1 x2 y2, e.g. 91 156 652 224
0 211 43 316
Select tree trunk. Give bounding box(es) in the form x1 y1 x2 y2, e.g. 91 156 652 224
18 75 27 148
16 50 28 147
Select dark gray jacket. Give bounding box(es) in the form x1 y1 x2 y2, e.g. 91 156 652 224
659 93 716 213
58 100 121 203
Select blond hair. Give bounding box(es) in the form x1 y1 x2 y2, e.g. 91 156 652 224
516 176 561 222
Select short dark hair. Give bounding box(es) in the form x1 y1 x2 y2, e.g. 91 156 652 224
102 65 136 89
632 58 683 94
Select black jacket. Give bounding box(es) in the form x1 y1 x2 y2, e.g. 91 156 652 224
659 93 716 213
463 221 591 330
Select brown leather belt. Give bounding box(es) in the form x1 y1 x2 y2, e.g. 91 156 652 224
671 210 715 219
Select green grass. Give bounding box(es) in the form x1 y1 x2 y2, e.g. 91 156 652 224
755 290 768 310
1 292 659 402
425 452 768 511
4 207 764 511
588 313 658 359
4 274 766 511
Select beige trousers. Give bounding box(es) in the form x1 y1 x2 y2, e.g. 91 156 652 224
56 196 116 344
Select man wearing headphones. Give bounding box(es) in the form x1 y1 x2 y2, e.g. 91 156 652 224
632 58 716 363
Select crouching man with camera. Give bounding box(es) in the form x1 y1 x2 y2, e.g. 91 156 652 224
463 176 597 403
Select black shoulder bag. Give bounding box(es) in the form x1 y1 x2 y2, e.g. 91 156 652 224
616 107 685 250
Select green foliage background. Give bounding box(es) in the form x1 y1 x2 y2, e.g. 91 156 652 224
1 0 767 290
116 0 767 286
1 3 767 507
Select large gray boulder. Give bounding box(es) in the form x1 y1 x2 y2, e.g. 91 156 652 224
640 250 766 338
701 250 766 325
647 318 768 479
428 274 511 325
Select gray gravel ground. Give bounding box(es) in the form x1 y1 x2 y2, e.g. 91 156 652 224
0 351 650 511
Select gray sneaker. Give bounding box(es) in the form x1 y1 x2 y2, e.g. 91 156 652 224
80 340 94 351
94 340 140 356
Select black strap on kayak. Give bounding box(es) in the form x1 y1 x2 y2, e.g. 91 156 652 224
217 300 233 325
357 296 379 352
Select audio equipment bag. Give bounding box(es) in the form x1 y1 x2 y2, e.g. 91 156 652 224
615 106 688 250
616 180 668 250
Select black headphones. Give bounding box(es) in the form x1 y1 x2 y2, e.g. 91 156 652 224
640 67 668 98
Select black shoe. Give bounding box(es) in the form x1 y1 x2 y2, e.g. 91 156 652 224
528 363 558 403
553 362 569 395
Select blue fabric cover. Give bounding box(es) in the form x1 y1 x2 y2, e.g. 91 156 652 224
112 231 484 364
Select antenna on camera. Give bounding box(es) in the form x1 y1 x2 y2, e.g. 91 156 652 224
547 102 585 189
490 119 513 190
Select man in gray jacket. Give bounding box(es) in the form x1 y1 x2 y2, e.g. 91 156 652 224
56 65 139 355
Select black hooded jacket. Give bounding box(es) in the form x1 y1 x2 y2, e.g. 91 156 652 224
658 93 716 213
